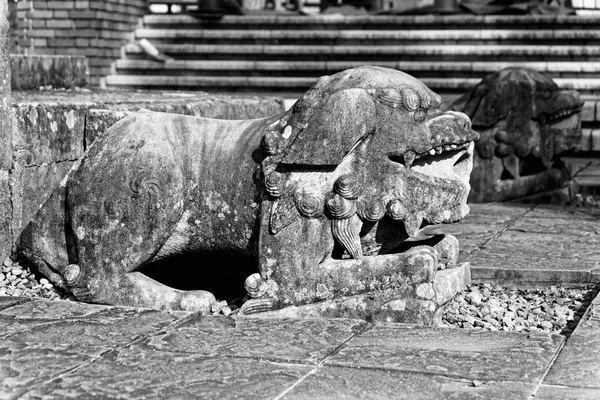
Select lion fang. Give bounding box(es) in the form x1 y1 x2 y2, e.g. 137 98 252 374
331 215 363 260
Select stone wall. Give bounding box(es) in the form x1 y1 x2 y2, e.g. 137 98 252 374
8 0 148 86
1 0 13 263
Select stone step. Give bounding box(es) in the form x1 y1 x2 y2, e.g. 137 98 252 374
142 13 600 30
104 74 600 94
134 28 600 44
122 42 600 61
114 59 600 77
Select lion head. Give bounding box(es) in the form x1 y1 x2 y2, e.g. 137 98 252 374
252 66 479 306
450 67 583 202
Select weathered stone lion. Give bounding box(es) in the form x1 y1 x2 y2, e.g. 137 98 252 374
19 66 478 316
449 67 582 202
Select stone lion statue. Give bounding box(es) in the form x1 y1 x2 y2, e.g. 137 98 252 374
449 67 583 203
19 66 478 316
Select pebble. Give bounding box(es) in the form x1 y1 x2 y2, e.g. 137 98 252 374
443 283 596 336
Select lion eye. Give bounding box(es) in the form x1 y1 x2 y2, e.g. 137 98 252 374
376 88 403 108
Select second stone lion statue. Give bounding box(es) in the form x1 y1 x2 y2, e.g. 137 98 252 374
449 67 583 202
19 66 478 315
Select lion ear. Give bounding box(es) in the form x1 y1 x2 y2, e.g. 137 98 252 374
282 89 376 166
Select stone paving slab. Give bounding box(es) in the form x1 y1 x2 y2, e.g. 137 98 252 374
535 385 600 400
282 366 536 400
543 295 600 389
0 294 588 400
134 315 366 365
324 324 564 383
23 350 313 400
0 339 109 399
454 204 600 285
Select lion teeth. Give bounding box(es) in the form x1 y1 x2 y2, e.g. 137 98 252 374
428 149 436 156
451 144 457 149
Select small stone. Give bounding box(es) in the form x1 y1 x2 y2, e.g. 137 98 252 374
211 300 228 313
3 257 13 268
221 306 232 316
466 291 483 305
39 278 49 285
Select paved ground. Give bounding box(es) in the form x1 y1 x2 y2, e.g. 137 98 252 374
1 203 599 399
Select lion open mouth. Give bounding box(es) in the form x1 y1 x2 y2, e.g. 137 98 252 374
410 141 474 188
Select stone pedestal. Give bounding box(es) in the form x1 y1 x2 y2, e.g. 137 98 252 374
243 263 471 326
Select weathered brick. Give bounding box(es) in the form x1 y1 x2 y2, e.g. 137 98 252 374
26 10 53 19
47 19 74 29
52 10 70 19
26 29 56 38
47 38 76 47
47 1 75 9
75 1 90 9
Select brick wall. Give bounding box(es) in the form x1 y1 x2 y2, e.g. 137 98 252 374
8 0 149 86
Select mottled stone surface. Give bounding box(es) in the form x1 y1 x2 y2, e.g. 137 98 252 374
0 339 108 398
0 298 114 320
325 324 564 382
544 299 600 388
535 386 600 400
0 1 11 171
25 350 312 400
6 91 284 266
0 170 12 262
250 262 471 325
450 67 582 203
10 55 89 91
0 1 12 264
449 203 600 285
136 316 366 364
11 160 74 235
0 295 29 311
283 366 536 400
18 67 479 316
0 306 188 348
12 103 87 166
0 293 595 399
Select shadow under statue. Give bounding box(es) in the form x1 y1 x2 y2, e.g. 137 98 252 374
18 66 478 324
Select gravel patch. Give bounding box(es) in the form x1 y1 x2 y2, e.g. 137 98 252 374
0 256 71 300
442 283 598 336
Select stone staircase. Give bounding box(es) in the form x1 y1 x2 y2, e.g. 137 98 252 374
105 13 600 98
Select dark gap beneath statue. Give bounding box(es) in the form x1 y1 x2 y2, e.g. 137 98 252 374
139 250 256 302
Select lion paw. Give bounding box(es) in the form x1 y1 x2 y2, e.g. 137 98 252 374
179 290 216 314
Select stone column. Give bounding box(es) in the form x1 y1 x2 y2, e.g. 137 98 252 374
0 0 13 262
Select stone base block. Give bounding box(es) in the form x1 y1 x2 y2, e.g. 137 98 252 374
245 263 471 326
